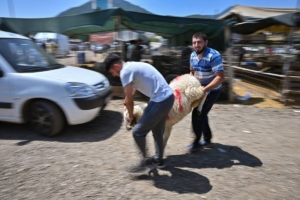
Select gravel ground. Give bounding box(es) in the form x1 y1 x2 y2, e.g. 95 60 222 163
0 98 299 200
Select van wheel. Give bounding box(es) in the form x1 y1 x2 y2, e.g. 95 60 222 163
29 101 64 136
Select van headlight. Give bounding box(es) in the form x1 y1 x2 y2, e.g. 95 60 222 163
65 82 95 97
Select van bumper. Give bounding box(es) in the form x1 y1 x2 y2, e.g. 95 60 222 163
59 87 112 125
73 87 112 110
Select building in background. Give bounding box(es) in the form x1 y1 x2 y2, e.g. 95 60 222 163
91 0 113 10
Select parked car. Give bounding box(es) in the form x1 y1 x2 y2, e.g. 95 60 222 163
69 44 79 51
110 42 120 50
78 44 87 51
0 31 112 136
94 44 111 54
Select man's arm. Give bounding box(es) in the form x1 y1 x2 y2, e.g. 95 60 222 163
124 89 136 107
203 53 225 93
124 84 135 118
203 71 225 93
190 65 194 76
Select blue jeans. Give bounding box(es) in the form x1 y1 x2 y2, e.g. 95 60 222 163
192 89 221 145
133 94 175 160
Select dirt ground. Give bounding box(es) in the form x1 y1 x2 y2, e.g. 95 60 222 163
1 51 299 199
0 96 299 200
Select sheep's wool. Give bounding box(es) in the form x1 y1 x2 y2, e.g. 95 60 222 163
167 74 203 125
124 74 204 150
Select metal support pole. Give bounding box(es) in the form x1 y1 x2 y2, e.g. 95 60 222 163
224 26 234 103
227 46 234 103
7 0 15 17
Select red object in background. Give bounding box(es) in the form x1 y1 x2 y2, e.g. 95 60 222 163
89 33 114 44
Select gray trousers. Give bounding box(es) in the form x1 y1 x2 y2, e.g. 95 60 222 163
132 94 174 160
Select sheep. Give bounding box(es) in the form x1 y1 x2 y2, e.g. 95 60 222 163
124 74 206 151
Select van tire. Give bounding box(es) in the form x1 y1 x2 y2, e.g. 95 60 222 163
29 101 64 136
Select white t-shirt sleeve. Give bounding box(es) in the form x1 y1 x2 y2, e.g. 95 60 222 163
120 69 134 87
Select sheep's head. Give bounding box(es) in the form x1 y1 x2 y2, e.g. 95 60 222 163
123 109 136 131
123 104 146 131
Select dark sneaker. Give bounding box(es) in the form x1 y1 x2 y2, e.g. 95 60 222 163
129 160 154 174
144 157 156 166
144 157 167 169
152 158 167 169
199 140 212 147
184 143 202 152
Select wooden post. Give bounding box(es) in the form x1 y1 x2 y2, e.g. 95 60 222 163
227 46 234 103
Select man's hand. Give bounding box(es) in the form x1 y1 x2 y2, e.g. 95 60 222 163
201 87 208 99
201 91 207 99
202 71 225 92
126 113 133 122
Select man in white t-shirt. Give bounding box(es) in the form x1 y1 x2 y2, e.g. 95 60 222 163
104 53 174 173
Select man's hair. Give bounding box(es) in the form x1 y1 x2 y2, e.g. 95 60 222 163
192 32 207 41
104 53 122 72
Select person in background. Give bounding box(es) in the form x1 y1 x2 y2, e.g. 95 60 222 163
238 46 246 65
46 39 58 57
131 39 144 62
123 42 128 62
186 32 225 151
50 40 58 56
45 39 52 55
126 40 136 61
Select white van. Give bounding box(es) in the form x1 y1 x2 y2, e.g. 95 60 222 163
0 31 112 136
34 32 70 57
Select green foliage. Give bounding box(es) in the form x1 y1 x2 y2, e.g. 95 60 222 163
186 14 214 19
151 38 159 42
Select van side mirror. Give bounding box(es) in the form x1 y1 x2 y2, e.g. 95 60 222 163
0 69 4 77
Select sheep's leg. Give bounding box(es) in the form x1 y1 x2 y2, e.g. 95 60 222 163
163 127 172 149
154 142 159 159
154 127 172 159
197 92 207 113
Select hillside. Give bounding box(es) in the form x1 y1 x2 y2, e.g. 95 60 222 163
57 0 152 17
186 14 215 19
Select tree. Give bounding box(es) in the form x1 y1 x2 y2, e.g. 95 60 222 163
151 38 159 42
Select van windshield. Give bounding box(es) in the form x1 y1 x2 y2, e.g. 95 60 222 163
0 38 64 73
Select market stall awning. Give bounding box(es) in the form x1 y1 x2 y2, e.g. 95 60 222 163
232 12 300 35
217 5 297 22
0 8 233 49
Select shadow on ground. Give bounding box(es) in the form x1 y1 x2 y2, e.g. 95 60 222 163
167 143 263 169
0 110 123 145
136 167 213 194
133 143 262 194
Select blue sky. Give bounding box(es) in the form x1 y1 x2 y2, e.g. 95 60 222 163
0 0 298 18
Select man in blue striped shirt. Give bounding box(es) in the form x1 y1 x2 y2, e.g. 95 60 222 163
187 32 225 151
